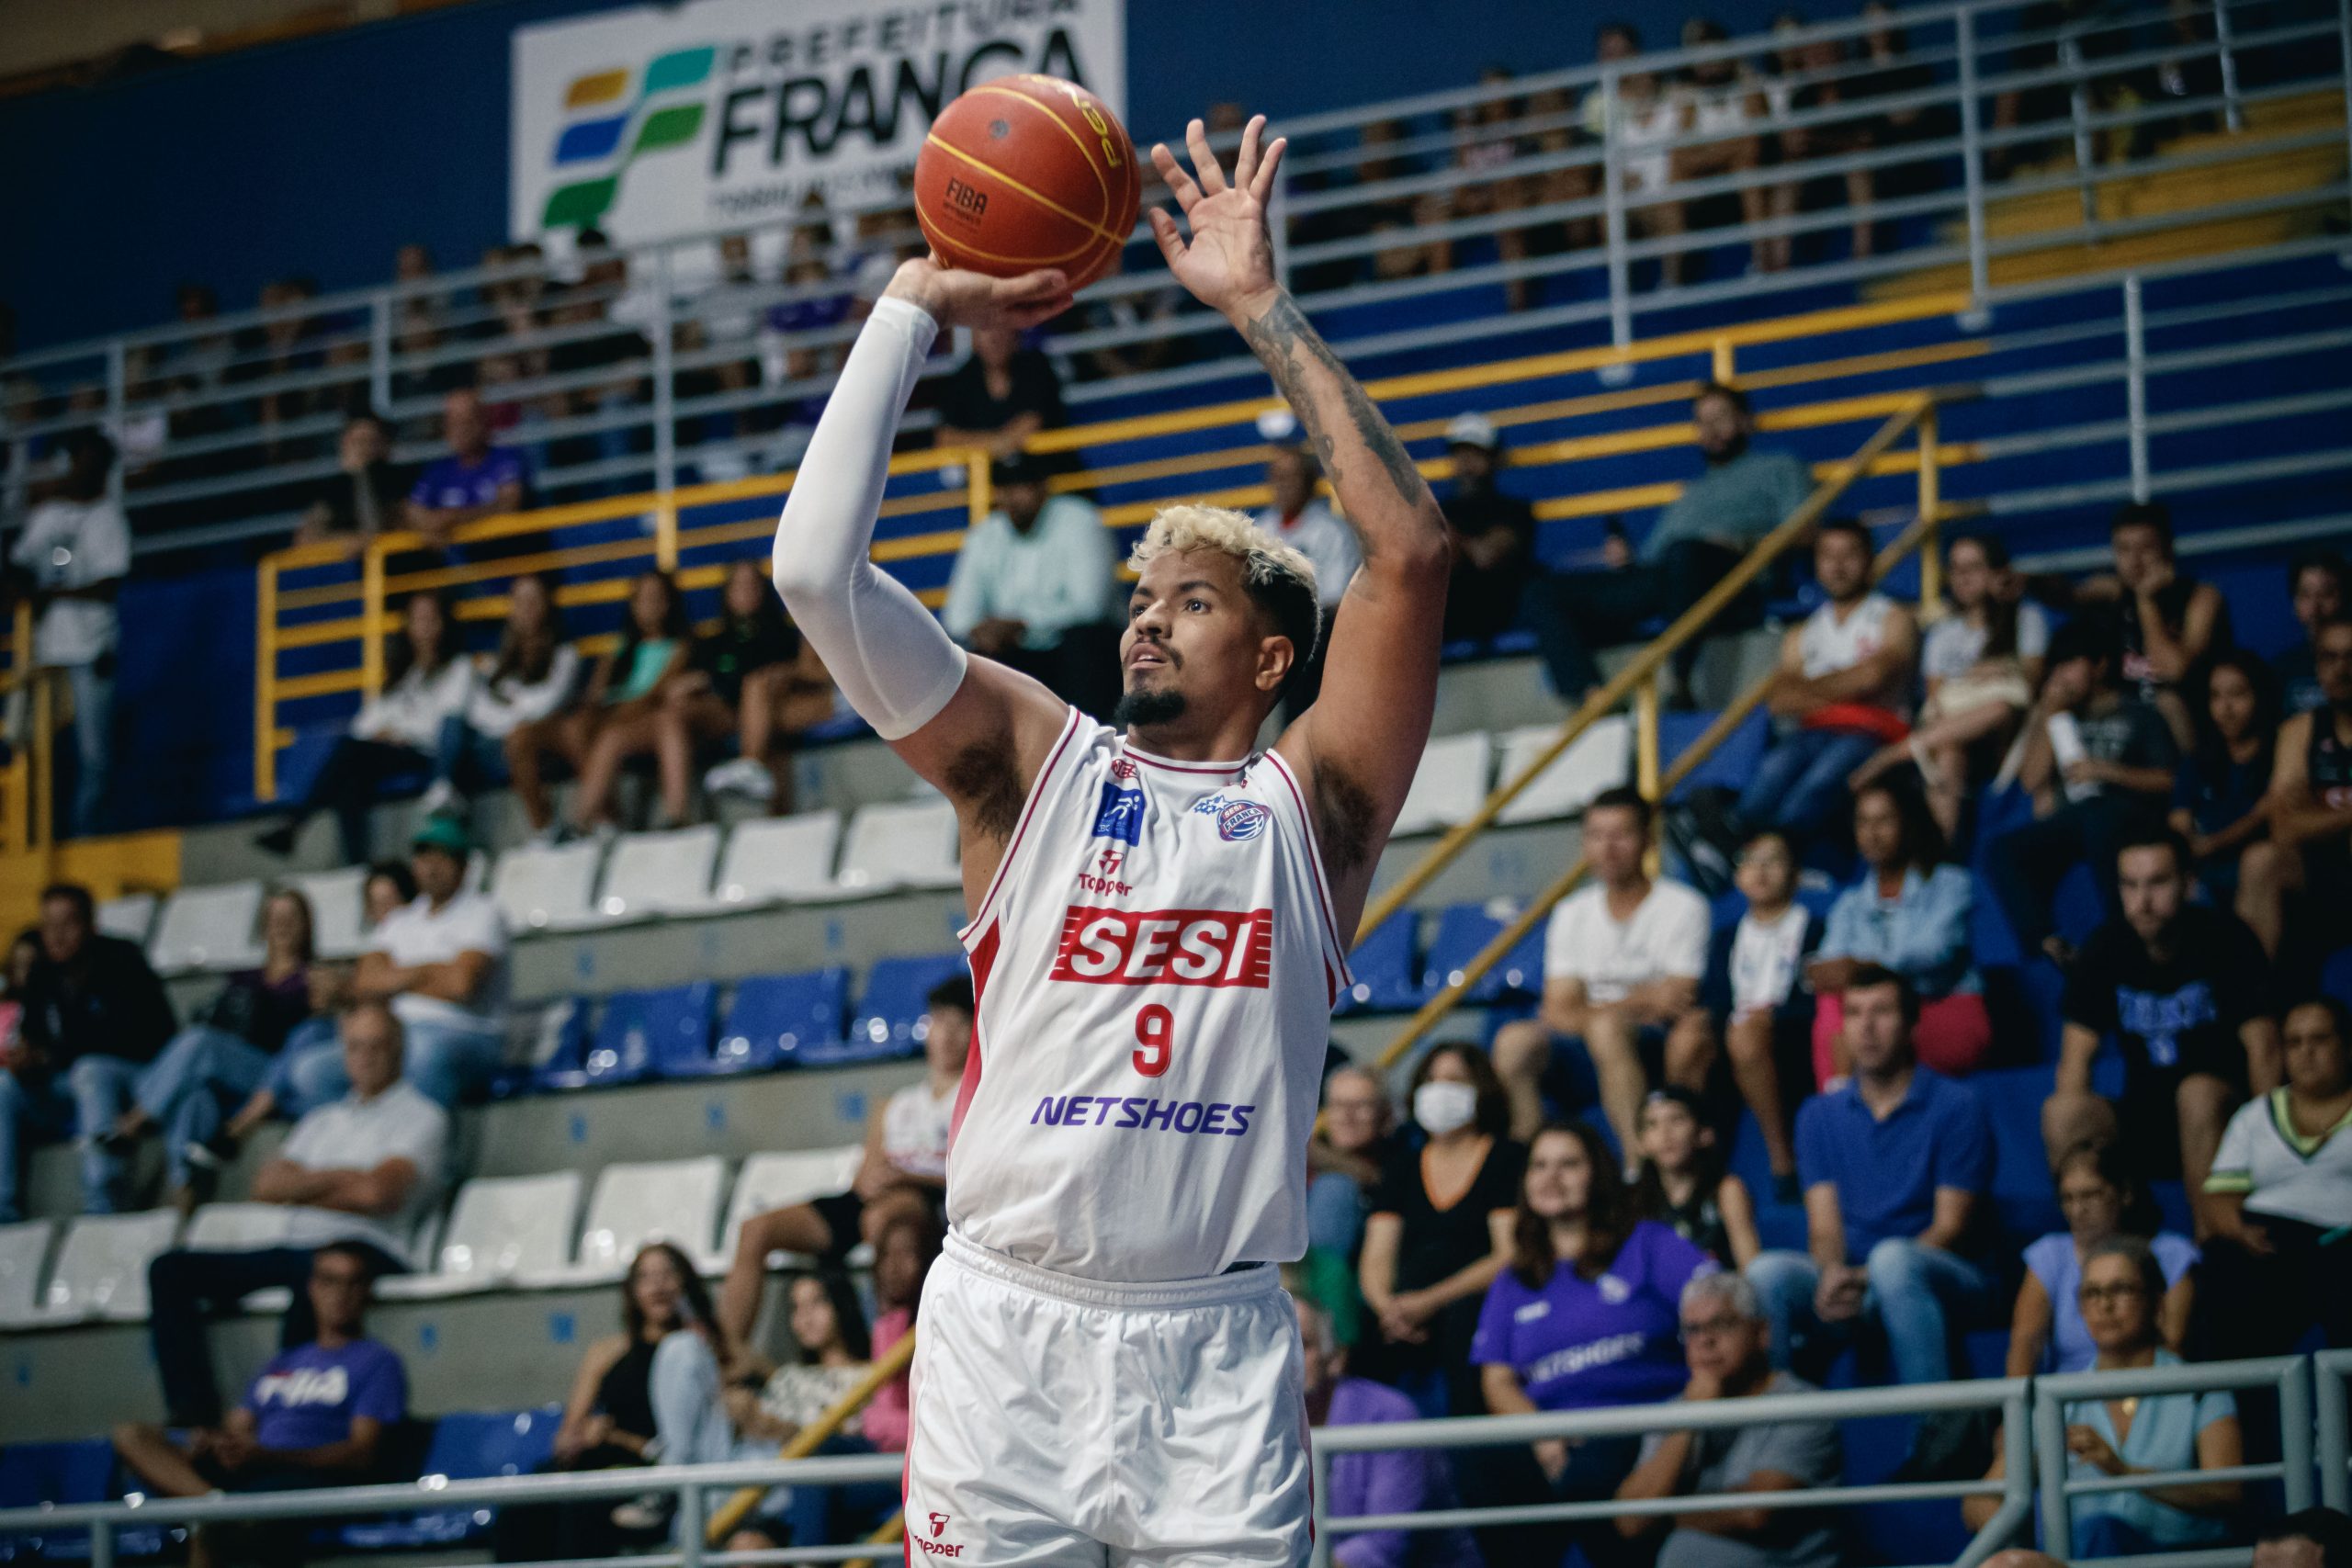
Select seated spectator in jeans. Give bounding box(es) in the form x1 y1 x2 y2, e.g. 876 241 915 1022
256 590 472 863
110 888 338 1210
2008 1141 2195 1376
1471 1121 1716 1568
2043 827 2273 1199
1969 1238 2242 1557
406 387 528 554
1706 832 1821 1201
1439 413 1537 646
1533 383 1808 705
1808 779 1990 1085
1292 1283 1482 1568
1989 615 2180 965
148 1001 447 1427
1492 787 1713 1156
1251 445 1361 716
422 570 580 818
345 816 510 1108
699 559 840 815
1747 965 1996 1385
115 1241 406 1568
1614 1271 1844 1568
527 570 689 839
0 882 175 1221
1733 519 1918 849
1308 1064 1394 1266
942 454 1120 719
718 977 967 1352
2172 650 2281 951
2276 550 2348 716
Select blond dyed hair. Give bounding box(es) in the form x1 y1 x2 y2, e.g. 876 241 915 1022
1130 502 1323 647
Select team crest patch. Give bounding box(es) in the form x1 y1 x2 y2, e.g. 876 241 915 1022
1091 782 1146 844
1196 796 1271 841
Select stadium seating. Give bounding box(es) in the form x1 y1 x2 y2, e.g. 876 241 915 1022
146 880 265 976
0 1438 116 1560
37 1210 180 1324
334 1406 562 1551
830 800 961 896
681 809 844 910
1337 912 1422 1015
288 865 371 960
94 893 158 948
708 968 852 1074
0 1222 54 1329
708 1145 865 1273
534 982 716 1090
554 1156 725 1286
582 824 722 923
1495 717 1632 825
840 953 969 1063
490 840 606 932
1391 730 1493 837
377 1173 582 1300
1421 900 1545 1004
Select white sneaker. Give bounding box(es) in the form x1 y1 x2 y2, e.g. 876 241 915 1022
418 780 459 817
703 757 773 800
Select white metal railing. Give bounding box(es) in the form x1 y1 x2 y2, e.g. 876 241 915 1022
0 0 2343 557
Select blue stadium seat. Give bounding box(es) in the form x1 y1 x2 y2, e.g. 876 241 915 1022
715 968 850 1071
535 984 712 1091
1420 904 1544 1004
836 953 971 1065
1972 1065 2064 1242
2324 945 2352 1005
336 1406 562 1551
1664 708 1770 802
1336 911 1420 1014
0 1439 116 1562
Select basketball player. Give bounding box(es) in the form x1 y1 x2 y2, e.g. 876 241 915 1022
771 116 1449 1563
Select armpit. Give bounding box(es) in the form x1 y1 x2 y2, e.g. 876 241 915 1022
1311 761 1380 875
945 735 1025 845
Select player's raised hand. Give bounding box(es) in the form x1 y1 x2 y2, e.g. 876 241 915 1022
1149 113 1288 321
885 255 1073 332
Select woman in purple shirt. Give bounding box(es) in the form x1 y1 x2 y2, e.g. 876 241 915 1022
1471 1120 1715 1565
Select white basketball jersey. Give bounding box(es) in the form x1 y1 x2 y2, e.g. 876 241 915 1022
947 709 1354 1282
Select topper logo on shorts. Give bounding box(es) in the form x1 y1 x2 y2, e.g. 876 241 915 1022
1091 781 1146 845
911 1509 961 1556
1048 905 1273 987
1192 793 1272 841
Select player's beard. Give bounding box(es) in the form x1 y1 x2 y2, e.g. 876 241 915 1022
1114 684 1187 728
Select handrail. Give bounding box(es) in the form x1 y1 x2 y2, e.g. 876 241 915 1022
1371 400 1969 1071
704 1331 917 1546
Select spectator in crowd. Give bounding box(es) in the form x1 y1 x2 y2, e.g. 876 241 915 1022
2246 615 2352 982
718 976 967 1352
1533 383 1808 705
5 928 40 999
294 410 409 550
859 1209 938 1457
1633 1086 1762 1268
2172 649 2280 944
345 816 508 1108
933 323 1067 460
255 589 472 863
940 454 1120 719
1598 48 1698 287
1809 778 1990 1083
0 883 176 1221
147 1001 447 1427
1250 444 1361 714
544 232 652 497
1614 1270 1844 1568
721 1271 901 1552
1291 1283 1482 1568
2044 826 2272 1201
2276 550 2348 716
1850 532 2047 840
1439 412 1538 644
406 387 529 552
2198 997 2352 1353
1673 19 1772 274
109 888 335 1211
2008 1139 2195 1377
695 558 839 815
1360 1042 1525 1417
2256 1508 2352 1568
514 569 687 838
1988 615 2179 964
114 1242 406 1568
1969 1238 2243 1556
421 570 580 817
1733 519 1919 848
1704 830 1821 1201
1471 1120 1717 1564
2062 502 2233 750
1308 1063 1396 1267
1748 965 1996 1385
9 428 130 836
1493 787 1713 1155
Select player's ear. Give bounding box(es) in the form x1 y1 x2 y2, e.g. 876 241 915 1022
1255 634 1295 695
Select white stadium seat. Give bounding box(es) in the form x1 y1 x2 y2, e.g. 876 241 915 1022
529 1156 725 1287
42 1210 181 1323
1391 730 1495 837
378 1172 582 1300
288 865 371 960
96 892 159 947
0 1220 55 1328
680 810 842 910
183 1202 298 1251
1495 716 1633 825
708 1146 864 1273
148 880 266 975
579 825 721 924
491 840 605 931
831 799 959 894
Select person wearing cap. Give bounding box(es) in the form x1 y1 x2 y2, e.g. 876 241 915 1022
1439 412 1537 644
335 815 510 1109
940 452 1121 719
1250 444 1361 716
1532 381 1808 704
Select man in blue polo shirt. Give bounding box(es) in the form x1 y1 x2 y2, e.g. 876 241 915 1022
406 387 528 552
1746 964 1995 1384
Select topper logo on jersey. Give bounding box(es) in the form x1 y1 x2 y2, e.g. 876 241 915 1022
1192 793 1272 841
1048 905 1274 987
1091 781 1147 845
1074 848 1133 897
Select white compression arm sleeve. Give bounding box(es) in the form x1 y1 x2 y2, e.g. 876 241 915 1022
771 297 969 741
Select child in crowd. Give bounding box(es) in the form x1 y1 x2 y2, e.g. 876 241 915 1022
1629 1087 1759 1269
1703 830 1822 1201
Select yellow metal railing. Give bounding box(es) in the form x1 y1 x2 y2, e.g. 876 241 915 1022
0 603 51 857
1369 398 1973 1071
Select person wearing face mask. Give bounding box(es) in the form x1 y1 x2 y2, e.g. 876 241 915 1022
1358 1043 1525 1418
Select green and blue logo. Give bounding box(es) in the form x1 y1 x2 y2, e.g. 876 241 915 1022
541 46 716 230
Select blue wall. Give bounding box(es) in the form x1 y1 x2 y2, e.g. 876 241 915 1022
0 0 1807 351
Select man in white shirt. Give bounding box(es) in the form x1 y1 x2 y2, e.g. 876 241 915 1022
145 1000 449 1427
347 816 510 1107
1492 786 1714 1156
941 452 1119 718
9 431 130 836
1251 444 1361 716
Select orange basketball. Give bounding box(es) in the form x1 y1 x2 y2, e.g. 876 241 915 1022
914 74 1141 292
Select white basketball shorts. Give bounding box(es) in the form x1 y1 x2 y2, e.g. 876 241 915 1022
901 1229 1313 1566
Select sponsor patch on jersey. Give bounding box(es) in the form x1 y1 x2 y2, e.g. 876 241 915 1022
1074 848 1134 897
1048 905 1273 987
1109 756 1138 783
1091 782 1146 844
1192 792 1272 841
1028 1093 1257 1137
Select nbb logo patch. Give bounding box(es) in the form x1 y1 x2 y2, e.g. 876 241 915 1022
1049 906 1273 987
